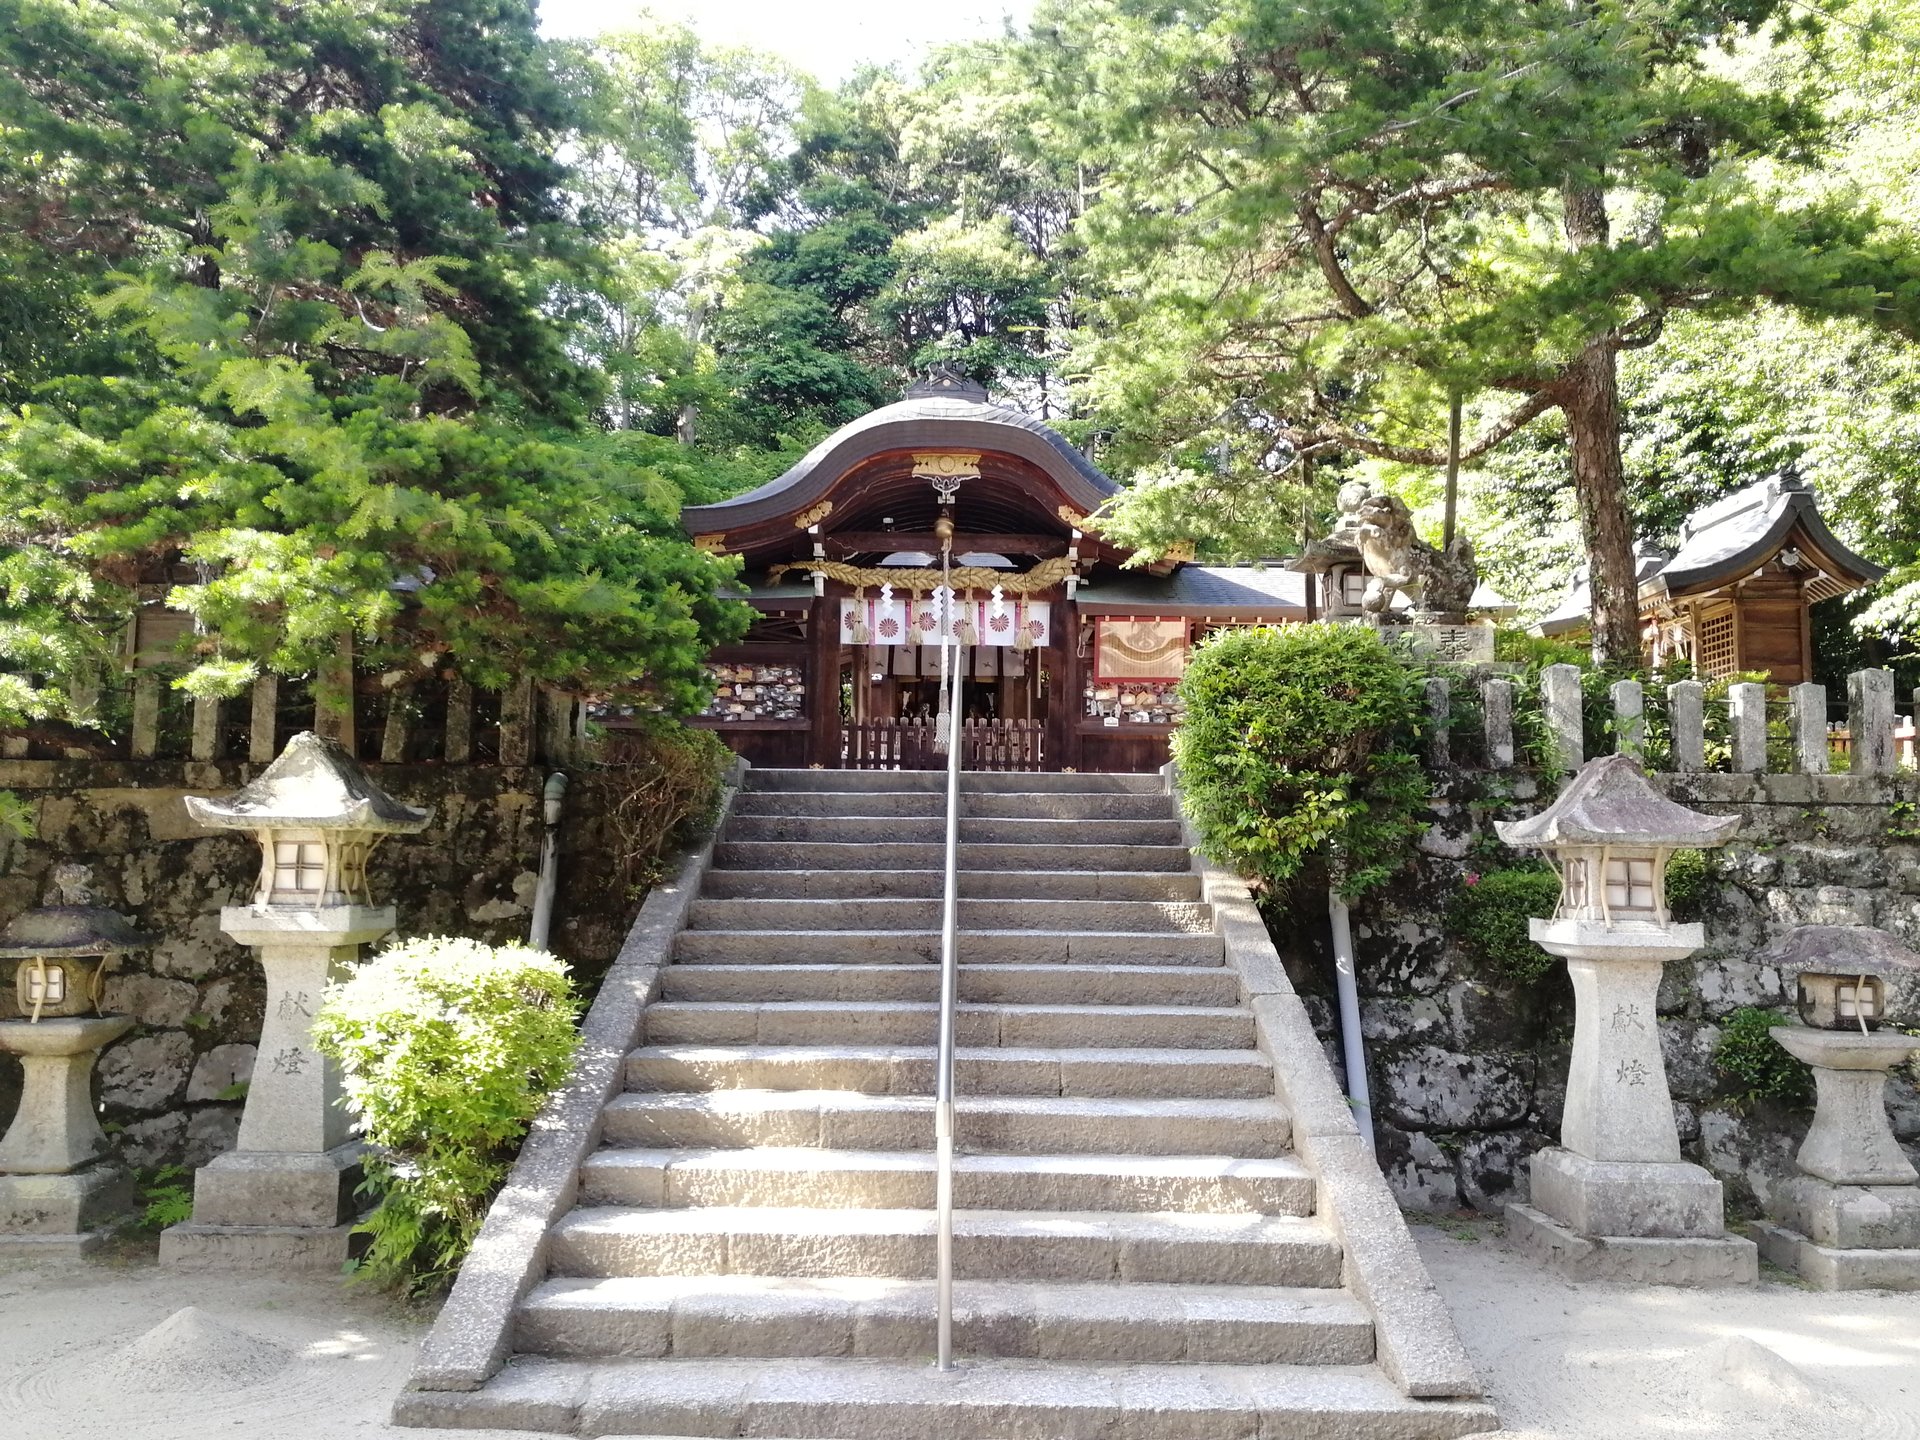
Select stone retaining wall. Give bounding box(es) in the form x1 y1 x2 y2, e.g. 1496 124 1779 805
0 760 638 1173
1273 769 1920 1215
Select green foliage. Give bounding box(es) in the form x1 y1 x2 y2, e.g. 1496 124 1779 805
0 0 750 721
1447 866 1563 986
133 1164 195 1232
1714 1006 1815 1110
1664 849 1713 923
997 0 1920 663
311 938 581 1296
1174 623 1428 898
0 791 32 840
596 718 736 899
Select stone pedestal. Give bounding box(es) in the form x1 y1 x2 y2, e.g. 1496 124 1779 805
0 1015 136 1256
161 905 392 1271
1754 1027 1920 1290
1504 921 1757 1284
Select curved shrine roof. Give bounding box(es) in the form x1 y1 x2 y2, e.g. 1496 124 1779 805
682 380 1117 535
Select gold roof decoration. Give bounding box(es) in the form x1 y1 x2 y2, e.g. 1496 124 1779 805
912 453 981 480
692 534 728 553
768 555 1077 595
792 501 834 530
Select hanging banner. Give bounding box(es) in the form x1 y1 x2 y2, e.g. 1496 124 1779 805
1094 617 1190 680
843 596 1049 646
911 594 957 645
839 597 910 646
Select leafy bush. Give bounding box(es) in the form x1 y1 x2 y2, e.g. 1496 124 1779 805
593 717 735 896
1447 865 1563 985
1664 848 1712 921
132 1164 195 1231
312 937 581 1295
0 791 32 840
1174 623 1427 898
1713 1006 1814 1109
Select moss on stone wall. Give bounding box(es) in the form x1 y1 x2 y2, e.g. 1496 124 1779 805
1276 766 1920 1215
0 759 642 1171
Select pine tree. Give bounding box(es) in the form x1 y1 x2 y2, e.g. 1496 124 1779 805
1023 0 1920 663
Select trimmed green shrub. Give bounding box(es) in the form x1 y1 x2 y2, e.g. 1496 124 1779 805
1446 865 1563 985
1713 1006 1814 1109
1174 623 1427 898
312 937 581 1295
1664 848 1711 921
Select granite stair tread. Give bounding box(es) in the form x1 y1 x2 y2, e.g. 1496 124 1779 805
396 1355 1499 1439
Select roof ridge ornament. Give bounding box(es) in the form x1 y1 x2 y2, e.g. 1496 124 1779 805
904 362 989 403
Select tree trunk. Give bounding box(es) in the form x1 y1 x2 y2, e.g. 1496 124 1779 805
1562 342 1642 668
1560 180 1643 670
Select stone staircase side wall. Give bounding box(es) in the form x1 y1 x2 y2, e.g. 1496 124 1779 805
403 760 749 1397
1163 765 1484 1402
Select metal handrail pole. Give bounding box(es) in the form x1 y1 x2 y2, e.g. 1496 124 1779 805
934 634 962 1370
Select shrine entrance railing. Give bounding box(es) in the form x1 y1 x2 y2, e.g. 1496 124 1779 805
960 718 1044 771
842 717 1043 771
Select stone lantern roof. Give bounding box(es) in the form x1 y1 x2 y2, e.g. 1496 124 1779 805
185 731 432 833
0 865 153 959
1759 925 1920 1013
1495 754 1740 850
0 907 151 959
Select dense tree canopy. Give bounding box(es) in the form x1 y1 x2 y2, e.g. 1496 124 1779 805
4 0 1919 741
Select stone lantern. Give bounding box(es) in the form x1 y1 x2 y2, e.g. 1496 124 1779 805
0 865 152 1255
1495 754 1757 1284
160 732 430 1270
1754 925 1920 1290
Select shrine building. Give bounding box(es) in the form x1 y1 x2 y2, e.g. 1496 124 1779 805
680 373 1323 773
1533 476 1884 684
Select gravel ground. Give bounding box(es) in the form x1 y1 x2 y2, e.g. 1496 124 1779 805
3 1221 1918 1438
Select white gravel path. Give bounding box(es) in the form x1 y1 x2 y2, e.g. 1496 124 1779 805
2 1221 1917 1438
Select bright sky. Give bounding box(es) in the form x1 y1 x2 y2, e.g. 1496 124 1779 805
539 0 1037 84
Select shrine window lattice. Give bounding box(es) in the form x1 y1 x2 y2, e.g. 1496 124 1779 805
1695 611 1736 679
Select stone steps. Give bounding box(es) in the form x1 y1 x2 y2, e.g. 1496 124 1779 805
516 1274 1376 1365
642 1000 1254 1050
576 1148 1316 1214
734 791 1177 820
600 1091 1294 1156
687 896 1216 934
657 962 1244 1007
395 1356 1498 1439
745 768 1167 794
626 1044 1276 1099
672 929 1225 966
399 771 1492 1440
699 868 1204 901
711 840 1194 872
546 1206 1345 1286
723 815 1187 846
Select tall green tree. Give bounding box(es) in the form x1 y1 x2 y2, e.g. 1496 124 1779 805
1026 0 1920 663
0 0 746 732
562 24 809 443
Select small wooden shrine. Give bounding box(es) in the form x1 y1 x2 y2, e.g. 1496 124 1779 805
1534 477 1883 683
680 371 1309 772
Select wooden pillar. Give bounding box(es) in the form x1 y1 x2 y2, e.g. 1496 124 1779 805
807 594 841 768
498 678 534 767
445 675 473 763
131 673 162 759
539 687 572 766
248 674 279 763
1055 599 1084 772
64 677 99 759
190 696 223 761
380 688 411 764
